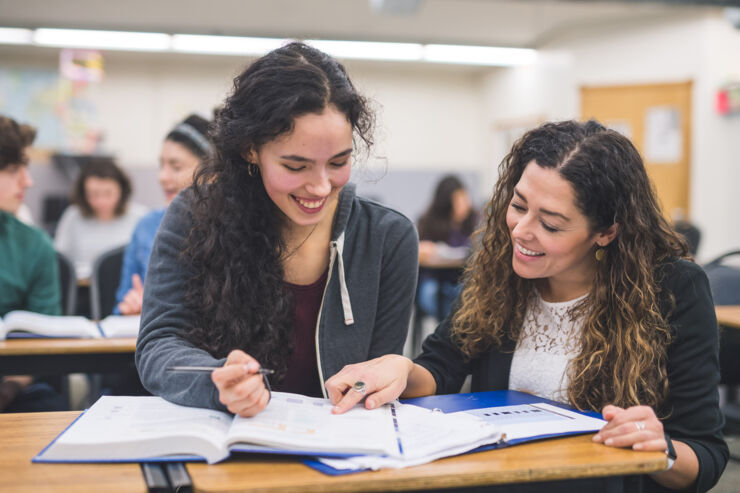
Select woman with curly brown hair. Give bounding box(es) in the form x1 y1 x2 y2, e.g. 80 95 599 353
136 42 418 418
327 120 727 492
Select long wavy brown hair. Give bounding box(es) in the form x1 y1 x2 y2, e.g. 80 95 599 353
452 120 688 411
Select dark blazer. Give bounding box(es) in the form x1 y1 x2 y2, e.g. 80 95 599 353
415 258 728 493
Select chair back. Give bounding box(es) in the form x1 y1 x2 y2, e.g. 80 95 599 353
56 251 77 315
674 220 701 256
704 250 740 306
90 245 126 320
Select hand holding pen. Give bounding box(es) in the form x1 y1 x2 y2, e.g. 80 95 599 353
190 350 272 418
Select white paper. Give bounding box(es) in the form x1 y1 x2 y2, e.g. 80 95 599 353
319 401 500 470
98 315 141 337
644 106 682 163
227 392 399 457
0 311 101 339
463 402 605 441
319 401 604 471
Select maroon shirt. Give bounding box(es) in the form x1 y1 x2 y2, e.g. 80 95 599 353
277 269 328 397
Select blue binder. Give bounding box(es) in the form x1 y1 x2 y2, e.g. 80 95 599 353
305 390 604 476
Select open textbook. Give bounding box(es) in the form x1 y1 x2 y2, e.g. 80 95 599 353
34 392 501 465
316 390 608 471
0 311 140 339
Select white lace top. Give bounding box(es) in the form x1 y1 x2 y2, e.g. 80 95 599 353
508 290 587 404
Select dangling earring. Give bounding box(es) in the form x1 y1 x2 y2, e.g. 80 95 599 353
247 162 259 177
595 247 606 262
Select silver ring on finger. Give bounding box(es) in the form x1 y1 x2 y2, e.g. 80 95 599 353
352 381 367 395
634 420 646 432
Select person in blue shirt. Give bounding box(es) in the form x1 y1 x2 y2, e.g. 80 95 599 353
115 114 211 315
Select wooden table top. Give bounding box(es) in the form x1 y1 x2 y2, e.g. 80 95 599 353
2 411 666 493
419 257 466 270
1 412 146 493
716 305 740 329
0 337 136 356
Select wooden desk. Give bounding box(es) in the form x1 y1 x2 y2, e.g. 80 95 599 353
0 338 136 375
716 305 740 329
1 411 146 493
3 411 666 493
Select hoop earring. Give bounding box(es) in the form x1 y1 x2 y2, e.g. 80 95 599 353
595 247 606 262
247 162 259 177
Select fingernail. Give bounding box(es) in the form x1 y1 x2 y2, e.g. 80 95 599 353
242 365 250 373
332 406 340 414
634 443 643 450
592 434 601 442
605 438 613 446
366 399 374 408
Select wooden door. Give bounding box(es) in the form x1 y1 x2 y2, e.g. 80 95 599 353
580 81 692 218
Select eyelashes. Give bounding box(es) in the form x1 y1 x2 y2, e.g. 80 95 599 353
510 203 560 233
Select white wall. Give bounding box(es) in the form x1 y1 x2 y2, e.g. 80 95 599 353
1 48 489 218
5 14 740 258
348 64 487 171
481 13 740 261
0 48 487 171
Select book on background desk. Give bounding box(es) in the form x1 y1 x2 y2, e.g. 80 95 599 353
0 311 140 339
311 390 607 473
34 392 501 465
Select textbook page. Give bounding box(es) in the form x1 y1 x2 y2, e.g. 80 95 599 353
226 392 399 457
98 315 140 338
39 396 233 464
319 401 501 470
0 311 101 339
463 402 606 441
319 401 605 471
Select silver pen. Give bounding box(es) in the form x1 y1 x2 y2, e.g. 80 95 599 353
166 366 275 375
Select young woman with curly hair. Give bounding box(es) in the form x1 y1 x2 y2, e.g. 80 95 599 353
136 42 418 418
327 120 727 492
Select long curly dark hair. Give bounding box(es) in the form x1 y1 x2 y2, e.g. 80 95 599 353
452 120 688 411
182 42 374 381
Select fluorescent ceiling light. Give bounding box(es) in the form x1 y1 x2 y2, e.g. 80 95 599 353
33 28 171 52
307 39 423 61
424 44 537 66
0 27 33 45
0 27 537 67
172 34 286 55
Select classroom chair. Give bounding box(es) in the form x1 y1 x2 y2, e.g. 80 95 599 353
89 245 126 321
56 251 77 316
704 249 740 430
705 250 740 306
674 220 701 256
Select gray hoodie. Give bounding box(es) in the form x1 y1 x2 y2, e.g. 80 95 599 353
136 183 418 411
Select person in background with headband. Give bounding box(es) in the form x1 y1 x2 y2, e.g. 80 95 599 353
115 114 211 315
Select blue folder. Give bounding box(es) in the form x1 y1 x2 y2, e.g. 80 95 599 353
305 390 604 476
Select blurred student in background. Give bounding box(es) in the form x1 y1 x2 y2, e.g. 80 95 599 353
0 114 65 412
54 157 147 280
416 175 478 319
115 114 211 315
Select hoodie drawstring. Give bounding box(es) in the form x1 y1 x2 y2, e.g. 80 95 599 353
332 234 354 325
